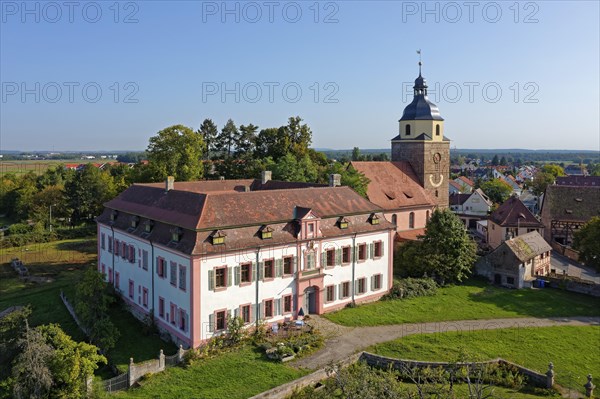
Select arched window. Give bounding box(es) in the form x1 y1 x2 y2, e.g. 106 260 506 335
409 212 415 229
436 124 440 136
391 214 397 226
405 124 411 136
435 190 439 197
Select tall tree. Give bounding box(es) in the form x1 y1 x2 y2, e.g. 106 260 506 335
573 217 600 272
74 267 120 351
500 156 507 166
64 165 116 224
491 155 499 166
11 322 53 399
352 147 361 161
198 118 218 159
235 124 258 158
147 124 206 181
530 171 555 196
283 116 312 159
480 179 513 204
421 209 477 284
38 324 106 399
215 119 239 158
541 164 565 178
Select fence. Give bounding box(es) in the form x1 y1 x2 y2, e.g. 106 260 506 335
59 291 89 336
250 352 591 399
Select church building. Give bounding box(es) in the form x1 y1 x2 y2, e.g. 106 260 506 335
352 62 450 239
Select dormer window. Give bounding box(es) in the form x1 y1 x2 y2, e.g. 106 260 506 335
110 210 118 221
338 217 349 229
260 226 273 240
144 220 154 233
211 230 226 245
131 216 140 228
171 227 183 242
370 214 380 225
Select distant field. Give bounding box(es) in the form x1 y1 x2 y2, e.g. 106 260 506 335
0 159 96 176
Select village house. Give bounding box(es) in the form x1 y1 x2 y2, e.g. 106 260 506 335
540 178 600 246
96 174 394 348
487 196 544 250
449 180 462 195
454 176 474 193
477 231 552 289
449 188 492 229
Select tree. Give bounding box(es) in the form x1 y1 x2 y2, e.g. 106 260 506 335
215 119 239 158
38 324 106 399
283 116 312 159
491 155 499 166
352 147 361 161
0 306 32 383
480 179 513 204
74 267 120 351
420 209 477 284
573 217 600 272
541 164 565 178
499 156 507 166
147 124 205 181
11 322 54 399
530 171 555 196
64 165 116 224
589 163 600 176
29 185 69 228
235 124 258 158
198 119 218 159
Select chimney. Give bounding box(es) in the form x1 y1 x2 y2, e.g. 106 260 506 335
261 170 272 185
329 174 341 187
166 176 174 192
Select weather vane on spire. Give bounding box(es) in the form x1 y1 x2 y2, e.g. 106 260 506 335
416 49 422 74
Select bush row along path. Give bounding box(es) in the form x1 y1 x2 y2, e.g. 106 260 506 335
292 315 600 370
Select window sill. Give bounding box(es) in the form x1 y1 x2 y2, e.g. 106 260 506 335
263 277 275 282
239 281 252 287
214 286 227 292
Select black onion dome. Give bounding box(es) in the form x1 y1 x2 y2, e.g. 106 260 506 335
400 65 444 121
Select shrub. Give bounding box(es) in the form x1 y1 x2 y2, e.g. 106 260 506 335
383 278 438 300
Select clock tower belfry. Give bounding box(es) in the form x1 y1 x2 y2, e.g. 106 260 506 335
391 60 450 208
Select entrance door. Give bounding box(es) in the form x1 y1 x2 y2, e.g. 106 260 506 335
494 274 501 284
304 287 317 314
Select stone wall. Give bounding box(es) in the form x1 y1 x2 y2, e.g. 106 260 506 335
546 277 600 297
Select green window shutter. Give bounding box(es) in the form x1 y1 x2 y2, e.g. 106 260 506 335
275 298 281 316
381 242 385 257
354 280 359 295
234 307 239 319
208 313 214 332
257 304 262 321
334 285 337 301
276 259 283 277
308 254 314 269
258 261 264 281
371 275 375 291
208 269 214 291
338 283 343 300
252 263 257 282
227 267 233 287
234 266 240 286
250 306 256 323
369 243 375 260
336 248 342 265
321 251 327 268
292 256 297 273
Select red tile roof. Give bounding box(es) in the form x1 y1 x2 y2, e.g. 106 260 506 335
456 176 474 187
396 228 426 241
350 161 434 210
449 181 463 191
489 196 543 227
98 182 393 255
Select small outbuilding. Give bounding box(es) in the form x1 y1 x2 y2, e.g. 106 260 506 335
477 231 552 289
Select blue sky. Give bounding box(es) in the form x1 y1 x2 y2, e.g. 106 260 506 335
1 1 598 151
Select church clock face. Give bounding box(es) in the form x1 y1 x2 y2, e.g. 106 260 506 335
432 152 442 164
429 173 444 187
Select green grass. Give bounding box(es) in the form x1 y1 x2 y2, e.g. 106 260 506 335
0 238 176 376
115 345 307 399
324 279 600 327
369 326 600 394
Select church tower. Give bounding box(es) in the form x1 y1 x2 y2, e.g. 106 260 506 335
391 61 450 208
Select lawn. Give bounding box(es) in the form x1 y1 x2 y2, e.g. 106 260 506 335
369 326 600 394
324 279 600 327
0 238 176 376
115 345 307 399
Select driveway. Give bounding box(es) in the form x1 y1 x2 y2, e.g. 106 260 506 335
551 251 600 284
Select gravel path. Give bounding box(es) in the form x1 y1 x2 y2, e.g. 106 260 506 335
293 315 600 370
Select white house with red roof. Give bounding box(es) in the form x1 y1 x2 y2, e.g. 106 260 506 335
96 174 394 348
